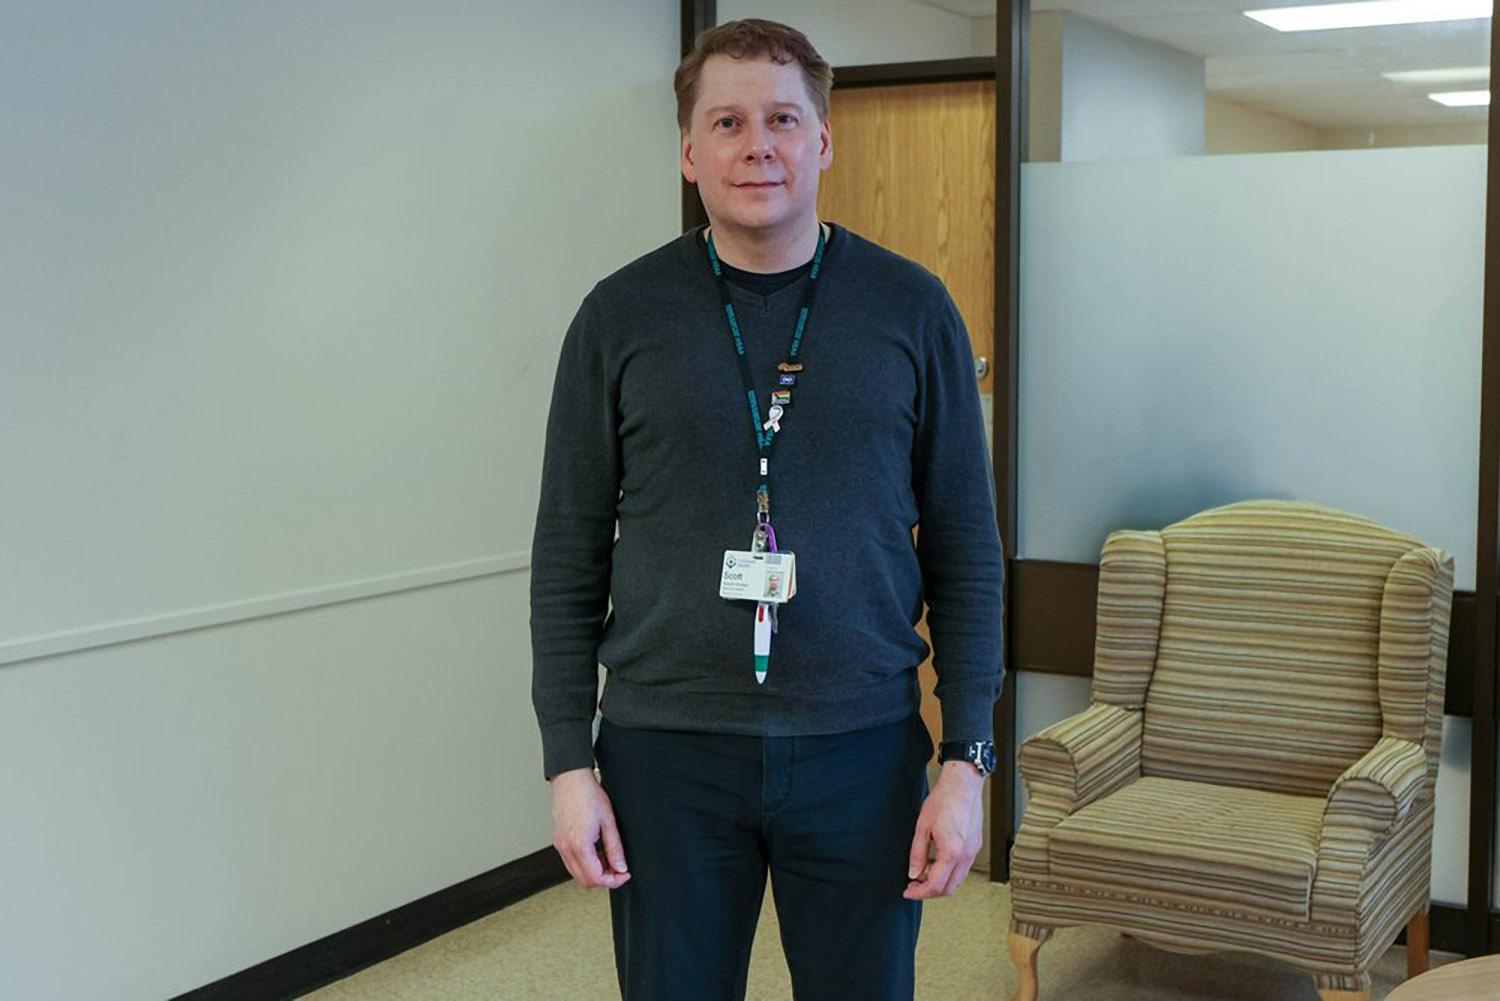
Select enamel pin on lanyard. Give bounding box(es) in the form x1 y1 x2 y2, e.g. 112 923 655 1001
709 224 827 684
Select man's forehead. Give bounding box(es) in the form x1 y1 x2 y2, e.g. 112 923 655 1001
695 58 814 116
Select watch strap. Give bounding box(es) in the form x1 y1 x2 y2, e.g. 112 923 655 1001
939 739 996 777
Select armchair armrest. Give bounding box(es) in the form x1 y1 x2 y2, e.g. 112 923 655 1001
1311 736 1428 924
1020 702 1143 819
1321 736 1426 847
1011 702 1142 884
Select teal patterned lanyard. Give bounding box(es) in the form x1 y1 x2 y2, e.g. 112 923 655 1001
704 225 828 524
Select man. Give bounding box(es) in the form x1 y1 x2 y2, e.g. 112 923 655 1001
531 18 1004 1001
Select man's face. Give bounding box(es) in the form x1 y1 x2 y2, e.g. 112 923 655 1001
681 55 833 238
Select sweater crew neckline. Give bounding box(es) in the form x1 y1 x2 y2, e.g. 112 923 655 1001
683 222 845 303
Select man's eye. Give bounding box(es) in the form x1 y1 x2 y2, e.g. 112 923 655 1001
716 117 737 130
774 114 797 126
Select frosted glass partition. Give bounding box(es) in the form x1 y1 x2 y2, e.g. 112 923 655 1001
1018 145 1485 589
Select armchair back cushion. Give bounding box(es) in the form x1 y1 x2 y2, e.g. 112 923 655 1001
1141 501 1432 797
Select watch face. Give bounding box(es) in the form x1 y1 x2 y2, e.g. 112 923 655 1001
978 742 997 774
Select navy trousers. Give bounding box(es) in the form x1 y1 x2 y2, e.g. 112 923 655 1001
594 713 932 1001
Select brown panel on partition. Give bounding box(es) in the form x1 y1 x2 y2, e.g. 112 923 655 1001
1447 595 1475 719
1011 561 1098 677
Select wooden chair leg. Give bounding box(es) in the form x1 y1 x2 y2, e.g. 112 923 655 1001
1009 930 1043 1001
1407 907 1431 979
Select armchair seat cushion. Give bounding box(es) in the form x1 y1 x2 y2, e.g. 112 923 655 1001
1048 776 1326 922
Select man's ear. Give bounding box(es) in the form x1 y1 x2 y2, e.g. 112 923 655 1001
818 118 833 170
681 132 698 185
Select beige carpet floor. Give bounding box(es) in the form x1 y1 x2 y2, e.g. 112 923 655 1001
301 873 1459 1000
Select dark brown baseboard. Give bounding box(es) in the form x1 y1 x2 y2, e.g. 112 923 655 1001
171 847 568 1001
1416 902 1500 956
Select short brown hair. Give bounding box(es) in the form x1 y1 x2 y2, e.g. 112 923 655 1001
673 19 833 133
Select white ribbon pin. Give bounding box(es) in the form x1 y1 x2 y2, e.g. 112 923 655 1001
763 404 784 434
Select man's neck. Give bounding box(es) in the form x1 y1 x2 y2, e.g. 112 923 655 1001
703 217 829 274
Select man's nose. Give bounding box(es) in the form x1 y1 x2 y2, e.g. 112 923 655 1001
742 123 774 161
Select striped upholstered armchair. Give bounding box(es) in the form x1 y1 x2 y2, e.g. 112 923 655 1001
1008 500 1454 1001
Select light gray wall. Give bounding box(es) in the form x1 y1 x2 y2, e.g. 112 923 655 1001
972 15 999 57
1059 12 1205 162
718 0 976 66
0 2 678 999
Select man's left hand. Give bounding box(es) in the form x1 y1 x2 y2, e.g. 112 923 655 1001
903 760 986 900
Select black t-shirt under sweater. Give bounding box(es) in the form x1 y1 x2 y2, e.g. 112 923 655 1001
530 222 1005 778
717 255 814 295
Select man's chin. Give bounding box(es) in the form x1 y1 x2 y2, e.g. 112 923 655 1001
704 209 805 235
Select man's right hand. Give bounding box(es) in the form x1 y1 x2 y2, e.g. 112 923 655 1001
550 767 631 889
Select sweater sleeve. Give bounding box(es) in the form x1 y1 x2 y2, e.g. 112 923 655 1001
912 285 1006 746
530 290 620 779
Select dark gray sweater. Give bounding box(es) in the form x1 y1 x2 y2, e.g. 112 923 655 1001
530 223 1005 778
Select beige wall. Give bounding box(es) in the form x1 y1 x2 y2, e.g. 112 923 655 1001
1028 11 1064 163
1317 121 1489 150
1205 95 1317 154
1207 97 1487 154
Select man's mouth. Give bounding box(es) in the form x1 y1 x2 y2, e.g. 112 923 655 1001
736 181 782 188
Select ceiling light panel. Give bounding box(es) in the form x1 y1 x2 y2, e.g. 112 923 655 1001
1428 89 1492 105
1382 66 1491 84
1245 1 1492 32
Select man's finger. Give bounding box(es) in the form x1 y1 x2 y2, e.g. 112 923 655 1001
574 834 606 887
904 866 949 900
941 853 975 896
560 843 599 889
593 849 631 890
600 816 630 875
906 822 931 880
912 837 958 899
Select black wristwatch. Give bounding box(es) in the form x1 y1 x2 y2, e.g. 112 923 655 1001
939 740 996 778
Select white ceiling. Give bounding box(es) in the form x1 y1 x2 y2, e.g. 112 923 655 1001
917 0 1492 128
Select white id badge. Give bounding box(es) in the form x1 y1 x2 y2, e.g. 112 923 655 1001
719 550 797 603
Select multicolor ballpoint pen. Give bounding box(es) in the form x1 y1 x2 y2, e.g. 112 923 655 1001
754 601 772 684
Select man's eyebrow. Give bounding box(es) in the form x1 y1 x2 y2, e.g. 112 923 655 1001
701 101 808 117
